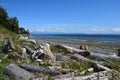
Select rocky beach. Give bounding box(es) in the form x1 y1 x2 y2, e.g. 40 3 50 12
0 34 120 80
0 1 120 79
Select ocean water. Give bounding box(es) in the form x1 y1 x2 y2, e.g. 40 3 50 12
30 34 120 45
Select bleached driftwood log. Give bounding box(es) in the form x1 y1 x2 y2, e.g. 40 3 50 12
9 37 15 49
55 70 112 80
58 44 90 56
43 43 56 60
26 39 36 44
91 52 120 61
2 37 15 52
5 64 34 80
20 64 60 76
71 54 110 71
24 43 55 61
24 46 34 54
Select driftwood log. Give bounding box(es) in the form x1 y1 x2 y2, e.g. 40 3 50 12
58 44 90 56
24 43 56 61
55 70 112 80
9 37 15 49
20 63 45 73
71 54 110 72
91 52 120 61
5 64 34 80
20 64 60 76
43 43 56 60
24 46 34 54
2 37 15 52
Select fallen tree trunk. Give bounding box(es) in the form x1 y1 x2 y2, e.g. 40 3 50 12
55 70 112 80
91 52 120 61
20 64 60 76
9 37 15 49
5 64 34 80
20 63 45 73
71 54 110 71
24 46 34 54
43 43 56 61
58 44 90 56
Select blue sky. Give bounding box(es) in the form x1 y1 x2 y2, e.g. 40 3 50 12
0 0 120 34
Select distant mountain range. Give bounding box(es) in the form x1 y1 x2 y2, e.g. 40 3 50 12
30 31 120 35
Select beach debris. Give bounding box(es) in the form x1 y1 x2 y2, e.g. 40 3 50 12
58 44 90 56
21 48 28 59
20 64 60 76
90 52 120 61
55 70 112 80
117 49 120 56
5 64 34 80
71 53 111 71
18 34 29 40
26 39 37 44
43 43 56 61
80 45 89 50
8 52 23 60
56 54 70 61
20 63 45 73
53 73 73 80
25 46 34 54
24 43 55 61
2 37 15 52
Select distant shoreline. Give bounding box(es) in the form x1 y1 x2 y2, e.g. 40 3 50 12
31 36 119 55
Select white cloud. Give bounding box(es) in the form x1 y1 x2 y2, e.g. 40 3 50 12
54 27 66 32
32 27 67 33
35 29 46 32
112 28 120 32
92 28 106 32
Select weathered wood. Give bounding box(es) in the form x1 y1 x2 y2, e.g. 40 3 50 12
2 38 15 52
9 37 15 49
71 54 110 71
24 46 34 54
26 39 36 44
91 52 120 61
43 43 56 60
55 70 112 80
20 64 60 76
54 73 72 80
21 48 28 59
118 49 120 56
8 52 23 60
56 54 70 61
5 64 34 80
58 44 90 56
20 63 45 72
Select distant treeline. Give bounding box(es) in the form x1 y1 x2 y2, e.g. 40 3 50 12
0 6 29 34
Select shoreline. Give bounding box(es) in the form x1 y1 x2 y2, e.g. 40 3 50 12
31 38 119 55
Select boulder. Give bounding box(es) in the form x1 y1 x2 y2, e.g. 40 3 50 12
5 64 34 80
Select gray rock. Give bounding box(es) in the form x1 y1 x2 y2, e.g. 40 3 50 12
5 64 34 80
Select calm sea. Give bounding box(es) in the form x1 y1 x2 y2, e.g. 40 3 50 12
30 34 120 45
